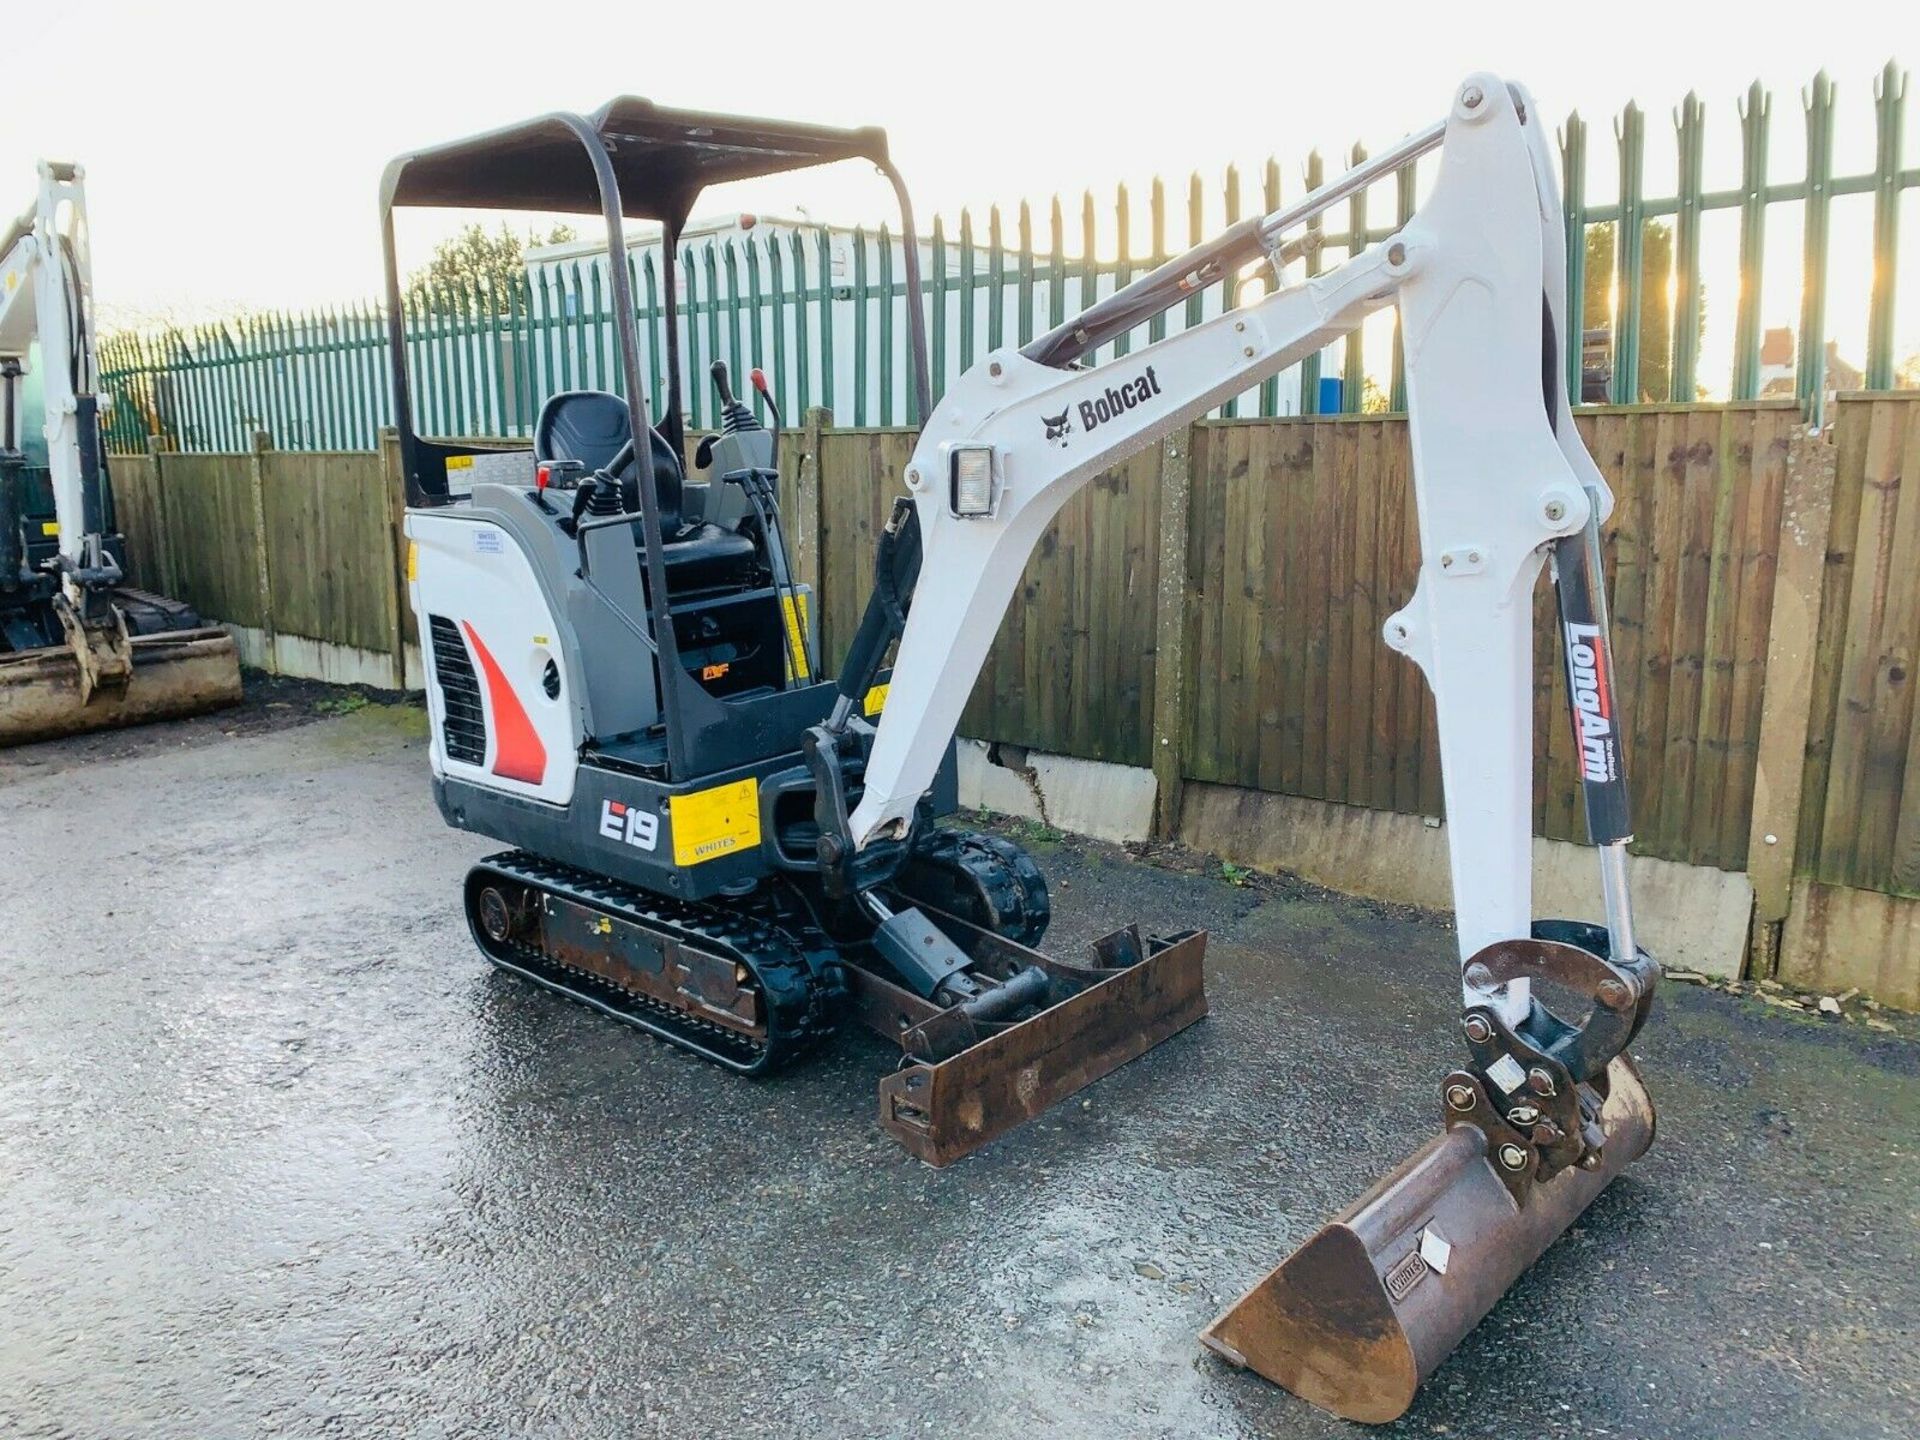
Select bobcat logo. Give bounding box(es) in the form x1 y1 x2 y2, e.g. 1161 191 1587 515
1041 408 1072 445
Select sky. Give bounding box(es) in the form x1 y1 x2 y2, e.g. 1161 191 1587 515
4 1 1912 388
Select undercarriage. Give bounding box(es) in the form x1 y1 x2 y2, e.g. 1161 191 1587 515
463 826 1207 1163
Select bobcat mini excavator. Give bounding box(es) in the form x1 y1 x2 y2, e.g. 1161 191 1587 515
390 76 1658 1421
0 162 241 744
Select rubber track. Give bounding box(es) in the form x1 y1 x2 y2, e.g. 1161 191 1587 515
466 851 842 1076
897 828 1052 948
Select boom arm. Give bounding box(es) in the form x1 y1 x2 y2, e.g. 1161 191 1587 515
842 75 1628 1024
0 161 114 606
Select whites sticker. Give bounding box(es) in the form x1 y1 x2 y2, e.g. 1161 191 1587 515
473 529 503 554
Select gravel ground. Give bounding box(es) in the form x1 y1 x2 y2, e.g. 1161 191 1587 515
1 694 1915 1439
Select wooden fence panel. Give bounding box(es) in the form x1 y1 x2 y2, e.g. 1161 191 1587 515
1182 416 1442 813
812 430 913 670
97 399 1841 888
1801 394 1920 896
810 427 1160 768
261 452 395 655
153 453 267 629
108 455 166 592
960 446 1160 768
1177 404 1795 869
1547 405 1794 869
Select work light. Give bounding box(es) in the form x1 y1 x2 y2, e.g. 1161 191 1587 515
948 444 997 518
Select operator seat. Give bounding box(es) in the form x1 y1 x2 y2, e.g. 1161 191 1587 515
533 390 757 591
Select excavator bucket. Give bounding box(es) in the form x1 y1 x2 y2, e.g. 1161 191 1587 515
1203 1053 1654 1423
0 598 241 746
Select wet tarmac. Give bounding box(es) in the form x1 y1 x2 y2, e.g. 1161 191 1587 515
2 699 1915 1439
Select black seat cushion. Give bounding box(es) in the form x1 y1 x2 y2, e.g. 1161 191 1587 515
533 390 757 591
660 521 758 590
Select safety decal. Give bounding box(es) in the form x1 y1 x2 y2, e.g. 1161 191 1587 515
668 778 761 866
780 592 812 682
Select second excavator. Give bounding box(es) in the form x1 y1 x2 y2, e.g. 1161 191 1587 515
0 162 241 745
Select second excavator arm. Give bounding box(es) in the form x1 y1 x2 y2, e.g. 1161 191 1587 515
0 163 118 611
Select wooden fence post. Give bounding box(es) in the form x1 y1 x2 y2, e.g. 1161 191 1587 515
1745 427 1837 978
378 426 410 690
1150 424 1194 839
246 430 277 670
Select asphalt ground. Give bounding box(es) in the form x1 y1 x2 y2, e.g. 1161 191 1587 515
2 686 1915 1439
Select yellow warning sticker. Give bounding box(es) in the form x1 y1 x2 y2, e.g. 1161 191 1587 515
863 682 889 716
669 777 761 866
41 521 60 537
780 592 812 682
405 541 417 582
446 455 474 470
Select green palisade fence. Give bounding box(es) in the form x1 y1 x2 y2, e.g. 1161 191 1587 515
101 63 1915 453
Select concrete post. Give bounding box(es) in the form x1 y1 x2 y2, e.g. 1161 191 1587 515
247 429 276 670
1745 429 1838 977
378 426 409 690
1150 425 1195 840
795 406 830 595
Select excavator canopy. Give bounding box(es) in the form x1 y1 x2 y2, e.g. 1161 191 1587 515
379 96 930 510
379 98 893 227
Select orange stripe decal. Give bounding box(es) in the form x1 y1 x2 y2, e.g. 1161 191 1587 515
461 621 547 785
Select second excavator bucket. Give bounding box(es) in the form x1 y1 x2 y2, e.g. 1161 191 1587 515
1203 1054 1654 1423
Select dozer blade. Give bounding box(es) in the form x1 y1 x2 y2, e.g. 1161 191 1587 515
1202 1053 1654 1424
0 626 242 746
870 924 1209 1167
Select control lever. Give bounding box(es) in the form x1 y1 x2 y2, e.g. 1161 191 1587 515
750 367 782 457
710 360 759 433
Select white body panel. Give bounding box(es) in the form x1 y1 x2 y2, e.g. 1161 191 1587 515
407 509 580 806
853 75 1609 1023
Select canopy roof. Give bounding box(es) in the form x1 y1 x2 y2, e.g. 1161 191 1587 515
379 96 891 224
